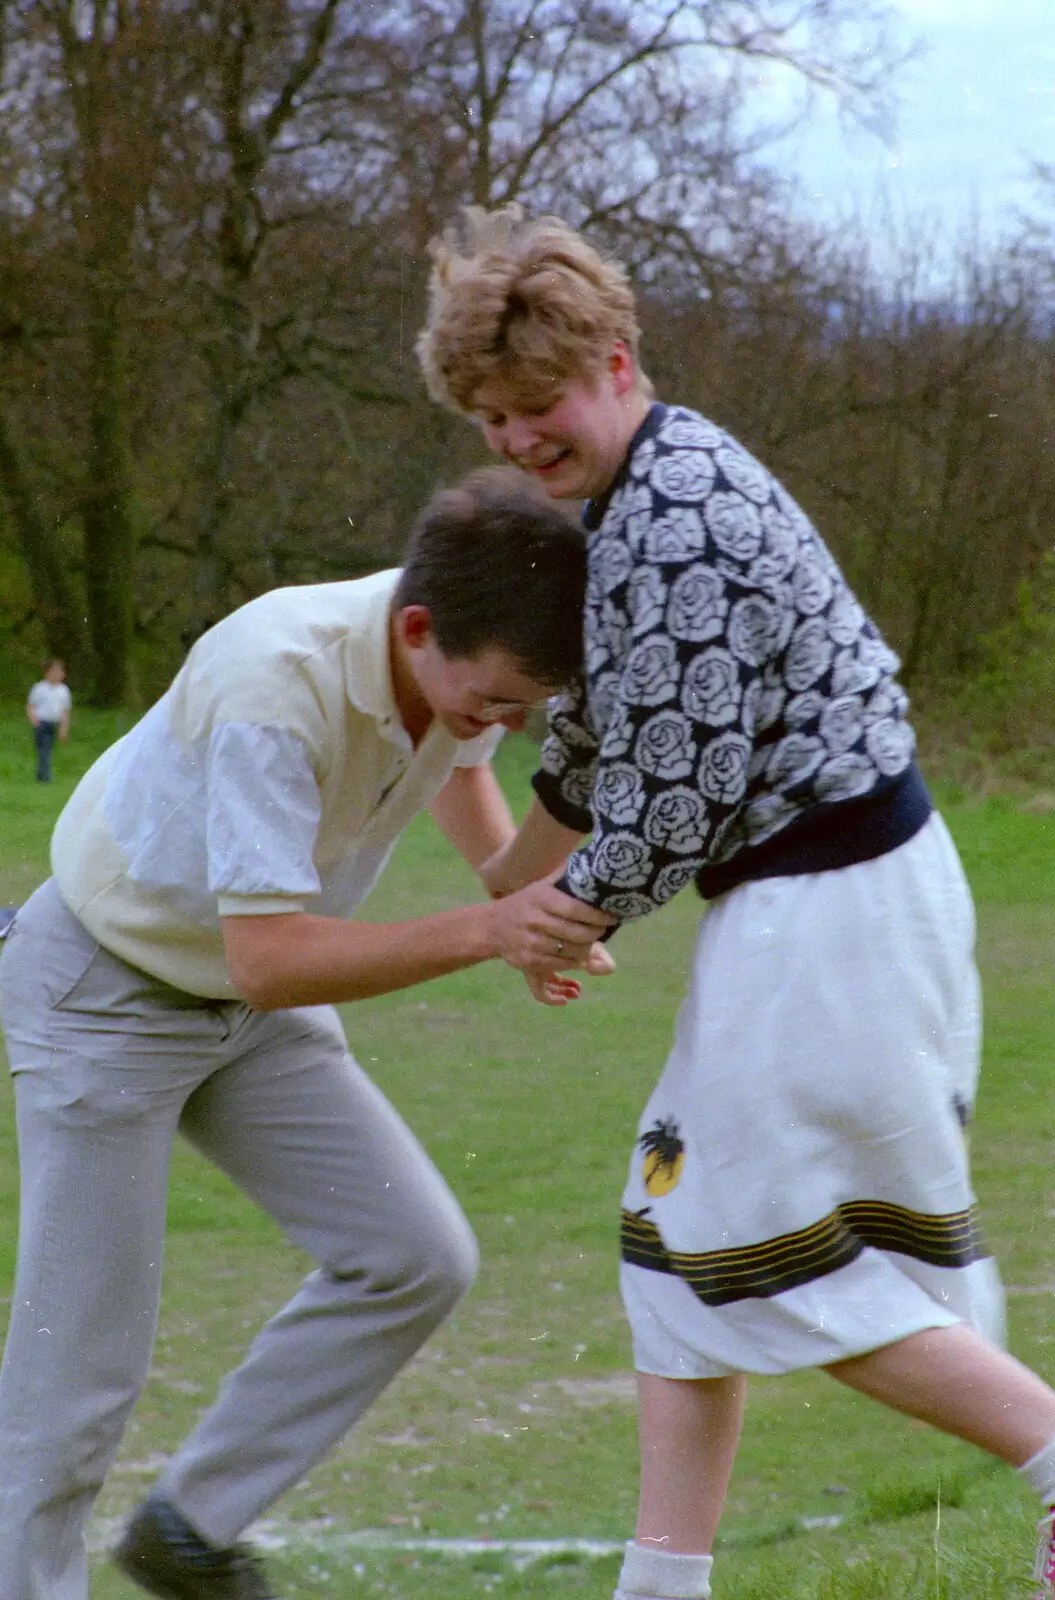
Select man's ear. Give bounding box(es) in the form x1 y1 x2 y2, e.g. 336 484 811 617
397 604 435 651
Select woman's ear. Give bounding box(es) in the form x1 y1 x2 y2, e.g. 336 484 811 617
609 341 637 396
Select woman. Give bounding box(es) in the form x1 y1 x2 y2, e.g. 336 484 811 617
415 204 1055 1600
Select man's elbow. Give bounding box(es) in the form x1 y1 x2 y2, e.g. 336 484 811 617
222 927 298 1010
236 980 289 1012
226 953 287 1010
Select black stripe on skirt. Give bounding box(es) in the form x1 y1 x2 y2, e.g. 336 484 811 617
621 1201 989 1308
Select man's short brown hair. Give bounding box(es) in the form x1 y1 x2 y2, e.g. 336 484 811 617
394 467 586 689
416 205 652 414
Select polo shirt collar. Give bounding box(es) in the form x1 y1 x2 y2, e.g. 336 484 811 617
342 567 441 754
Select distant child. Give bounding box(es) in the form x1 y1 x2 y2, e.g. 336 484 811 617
26 657 71 782
417 205 1055 1600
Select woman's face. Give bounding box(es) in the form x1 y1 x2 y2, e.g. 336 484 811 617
473 347 648 502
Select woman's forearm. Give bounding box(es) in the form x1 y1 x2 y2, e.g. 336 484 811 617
428 763 517 869
481 797 587 895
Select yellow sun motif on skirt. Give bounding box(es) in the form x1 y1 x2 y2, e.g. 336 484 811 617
639 1117 686 1198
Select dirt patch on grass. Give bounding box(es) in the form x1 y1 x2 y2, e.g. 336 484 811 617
553 1376 636 1405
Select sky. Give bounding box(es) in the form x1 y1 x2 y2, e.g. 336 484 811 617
770 0 1055 247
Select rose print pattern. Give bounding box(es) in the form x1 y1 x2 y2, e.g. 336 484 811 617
533 405 916 920
666 565 729 642
652 860 699 903
699 732 751 805
681 647 741 726
592 831 654 888
704 492 764 561
727 594 785 667
650 451 716 502
642 507 707 562
643 787 710 854
557 764 599 812
635 711 697 780
628 565 667 635
624 635 681 706
594 762 647 826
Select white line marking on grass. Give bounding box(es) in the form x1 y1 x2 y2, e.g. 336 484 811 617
85 1518 622 1562
251 1527 625 1560
89 1515 844 1563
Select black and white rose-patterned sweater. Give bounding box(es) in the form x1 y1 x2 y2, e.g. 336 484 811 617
533 403 932 923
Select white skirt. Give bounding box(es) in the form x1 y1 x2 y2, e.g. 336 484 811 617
620 814 1006 1378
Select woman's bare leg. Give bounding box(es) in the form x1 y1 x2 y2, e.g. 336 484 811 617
634 1372 748 1553
825 1322 1055 1465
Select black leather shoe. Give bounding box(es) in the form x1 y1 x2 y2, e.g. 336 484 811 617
113 1495 278 1599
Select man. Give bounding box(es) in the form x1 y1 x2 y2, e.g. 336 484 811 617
416 207 1055 1600
0 467 611 1600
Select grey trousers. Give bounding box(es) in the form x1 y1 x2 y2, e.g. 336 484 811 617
0 879 478 1600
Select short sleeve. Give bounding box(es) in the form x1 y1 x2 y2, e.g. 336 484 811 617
207 723 323 915
452 725 505 768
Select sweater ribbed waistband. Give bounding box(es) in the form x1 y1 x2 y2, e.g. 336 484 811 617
695 764 933 900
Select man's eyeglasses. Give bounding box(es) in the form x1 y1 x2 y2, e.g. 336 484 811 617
473 695 554 724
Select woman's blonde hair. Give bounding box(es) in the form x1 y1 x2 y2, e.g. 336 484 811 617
416 205 651 413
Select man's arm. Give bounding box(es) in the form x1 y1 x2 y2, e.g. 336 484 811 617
221 884 612 1011
427 762 516 871
206 718 610 1009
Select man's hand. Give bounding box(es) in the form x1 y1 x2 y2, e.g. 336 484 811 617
486 880 613 974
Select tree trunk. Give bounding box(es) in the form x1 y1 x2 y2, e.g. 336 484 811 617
81 297 137 705
0 404 89 667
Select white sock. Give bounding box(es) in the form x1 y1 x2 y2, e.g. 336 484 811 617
613 1539 713 1599
1020 1438 1055 1506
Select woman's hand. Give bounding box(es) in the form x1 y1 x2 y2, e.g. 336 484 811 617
522 940 616 1005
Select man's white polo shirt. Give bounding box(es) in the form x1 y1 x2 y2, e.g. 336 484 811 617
52 570 501 998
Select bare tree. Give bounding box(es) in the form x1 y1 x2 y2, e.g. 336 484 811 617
645 222 1055 684
0 0 918 698
321 1 908 256
0 0 203 699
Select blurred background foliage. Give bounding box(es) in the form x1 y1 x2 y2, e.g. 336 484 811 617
1 0 1053 775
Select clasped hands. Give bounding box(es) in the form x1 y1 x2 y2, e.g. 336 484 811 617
479 849 616 1007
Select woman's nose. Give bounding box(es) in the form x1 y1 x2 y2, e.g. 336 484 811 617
503 415 542 454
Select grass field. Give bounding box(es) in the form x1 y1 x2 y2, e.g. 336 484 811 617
0 707 1053 1597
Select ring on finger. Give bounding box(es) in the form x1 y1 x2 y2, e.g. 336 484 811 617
555 940 565 957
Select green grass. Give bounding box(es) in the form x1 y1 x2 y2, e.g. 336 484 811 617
0 707 1053 1597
